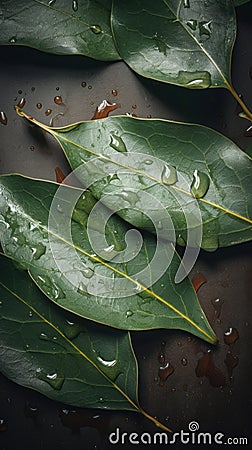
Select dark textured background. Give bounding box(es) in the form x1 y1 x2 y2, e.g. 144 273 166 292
0 3 252 449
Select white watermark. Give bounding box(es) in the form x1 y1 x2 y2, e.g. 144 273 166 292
108 421 249 446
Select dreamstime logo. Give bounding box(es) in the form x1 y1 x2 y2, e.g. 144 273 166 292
108 421 249 446
48 152 203 296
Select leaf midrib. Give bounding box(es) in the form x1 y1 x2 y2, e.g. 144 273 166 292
34 0 112 39
162 0 233 88
1 176 215 342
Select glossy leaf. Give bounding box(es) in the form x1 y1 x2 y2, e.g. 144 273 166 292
111 0 235 89
0 254 140 412
0 174 216 343
17 110 252 250
0 0 120 61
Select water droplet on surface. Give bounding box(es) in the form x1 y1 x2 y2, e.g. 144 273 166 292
54 95 63 105
183 0 190 7
90 24 102 34
158 362 174 387
92 100 119 120
36 102 42 109
224 351 238 376
72 0 78 11
45 108 52 116
112 89 118 96
31 243 46 260
211 297 223 318
144 159 153 165
48 0 56 5
191 272 206 292
181 357 188 366
16 97 26 109
161 164 177 185
157 220 163 230
0 111 8 126
195 350 225 387
244 125 252 137
0 418 7 432
224 327 239 345
36 369 64 390
177 234 186 246
126 310 133 318
110 134 127 152
77 281 87 294
116 190 138 207
9 36 16 44
81 81 87 88
190 169 210 198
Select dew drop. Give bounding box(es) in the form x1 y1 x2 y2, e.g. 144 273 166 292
81 81 87 88
90 25 102 34
211 297 223 318
56 204 63 213
16 97 26 109
183 0 190 7
116 190 138 207
81 267 94 279
36 368 64 390
199 20 212 38
112 89 118 96
224 327 239 345
72 0 78 11
77 281 87 294
54 95 63 105
110 133 127 152
126 310 133 318
92 100 119 120
178 71 211 89
181 357 188 366
190 169 210 198
31 243 46 260
0 418 7 432
36 102 42 109
64 319 85 339
45 108 52 116
224 351 238 376
9 36 16 44
161 164 177 185
195 350 225 387
157 220 163 230
48 0 56 5
158 362 174 387
0 111 7 126
186 19 197 31
144 159 153 165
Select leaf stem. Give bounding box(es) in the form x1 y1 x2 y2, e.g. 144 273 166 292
226 82 252 121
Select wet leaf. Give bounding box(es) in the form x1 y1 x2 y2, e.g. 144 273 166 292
0 0 120 60
111 0 235 89
0 254 139 411
17 110 252 250
0 174 216 343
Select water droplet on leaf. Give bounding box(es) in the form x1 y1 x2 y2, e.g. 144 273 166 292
224 327 239 345
110 134 127 152
9 36 16 44
178 71 211 89
90 25 102 34
183 0 190 7
126 310 133 318
31 243 46 260
161 164 177 185
36 368 64 390
190 169 210 198
72 0 78 11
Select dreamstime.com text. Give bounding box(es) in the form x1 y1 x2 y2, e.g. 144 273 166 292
108 422 249 446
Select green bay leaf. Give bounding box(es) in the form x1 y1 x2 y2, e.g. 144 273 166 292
0 174 216 343
0 254 138 411
17 110 252 250
111 0 235 88
0 254 172 431
0 0 120 60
